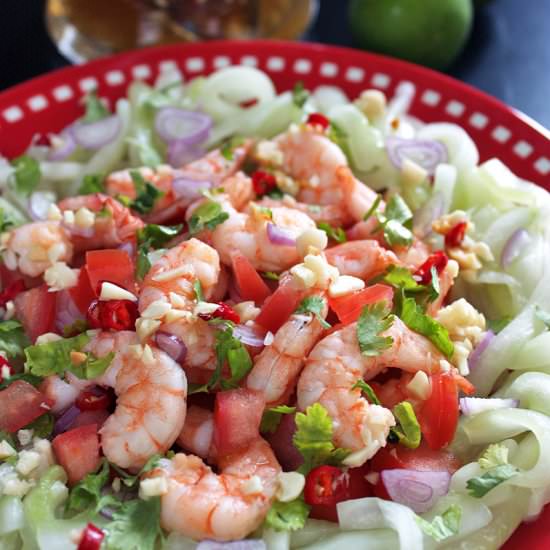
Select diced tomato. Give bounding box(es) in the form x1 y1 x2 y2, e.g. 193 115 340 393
445 221 468 248
76 387 113 411
14 284 57 342
251 171 277 196
369 443 461 500
52 424 101 485
0 279 25 308
77 523 105 550
417 372 459 451
255 281 305 333
414 251 448 285
265 412 303 471
306 112 330 130
71 409 110 430
214 388 265 457
87 299 138 331
0 380 53 433
69 268 96 315
230 251 271 304
328 284 394 325
85 249 135 293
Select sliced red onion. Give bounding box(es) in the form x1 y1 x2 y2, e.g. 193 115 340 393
29 191 56 221
233 324 266 347
460 397 519 416
155 331 187 363
47 130 77 161
381 469 451 513
501 228 530 268
155 107 212 145
172 176 212 201
71 115 121 150
468 330 495 371
55 289 85 333
266 223 296 247
117 242 135 257
168 141 206 168
386 136 448 175
53 404 81 436
197 540 266 550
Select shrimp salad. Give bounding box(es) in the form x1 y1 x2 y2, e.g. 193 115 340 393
0 65 550 550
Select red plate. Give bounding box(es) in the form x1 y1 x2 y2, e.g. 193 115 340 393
0 40 549 546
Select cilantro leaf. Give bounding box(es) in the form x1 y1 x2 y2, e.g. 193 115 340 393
188 200 229 236
415 504 462 542
392 401 421 449
83 91 110 123
295 296 330 329
25 333 114 380
292 81 309 108
11 155 41 196
383 219 414 247
0 319 30 358
136 251 151 282
112 454 162 488
535 306 550 329
265 498 310 532
260 405 296 434
356 301 394 357
135 223 181 280
78 173 105 195
317 222 347 244
381 265 439 305
487 316 512 334
24 413 54 438
466 464 518 498
293 403 350 474
372 194 413 248
67 459 110 513
193 280 205 302
129 171 163 214
395 290 454 359
221 136 245 161
351 379 381 405
363 195 382 222
262 271 280 281
105 496 162 550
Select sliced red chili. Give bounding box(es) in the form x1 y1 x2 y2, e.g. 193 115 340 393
304 465 351 506
34 133 52 147
306 112 330 130
414 251 449 285
0 280 25 308
77 523 105 550
239 97 258 108
86 299 138 331
0 355 14 379
199 302 241 324
445 221 468 248
76 386 113 411
252 170 277 196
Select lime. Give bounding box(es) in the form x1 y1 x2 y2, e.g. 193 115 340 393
348 0 474 71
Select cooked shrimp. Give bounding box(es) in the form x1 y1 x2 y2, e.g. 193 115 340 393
324 240 399 281
58 193 144 253
297 317 444 461
245 295 328 406
84 330 188 471
1 221 73 277
337 165 381 223
395 238 431 271
209 196 316 272
150 438 281 541
176 405 214 459
105 141 251 223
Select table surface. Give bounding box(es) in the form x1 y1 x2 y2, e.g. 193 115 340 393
1 0 549 129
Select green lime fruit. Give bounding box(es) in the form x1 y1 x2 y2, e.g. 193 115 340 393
349 0 474 71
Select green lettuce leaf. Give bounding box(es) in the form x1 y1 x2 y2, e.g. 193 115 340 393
10 155 41 196
265 498 310 532
415 504 461 542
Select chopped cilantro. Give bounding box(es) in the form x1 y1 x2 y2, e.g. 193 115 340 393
478 443 510 470
415 504 461 542
351 379 381 405
262 271 280 281
295 296 330 329
381 264 439 305
188 200 229 235
265 498 310 532
78 173 105 195
293 403 350 474
363 195 382 222
260 405 296 434
193 280 205 302
82 91 110 123
371 194 414 247
221 136 245 161
135 223 181 280
0 319 30 359
392 401 421 449
129 171 163 214
356 301 395 357
317 221 347 244
11 155 41 196
292 81 309 108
